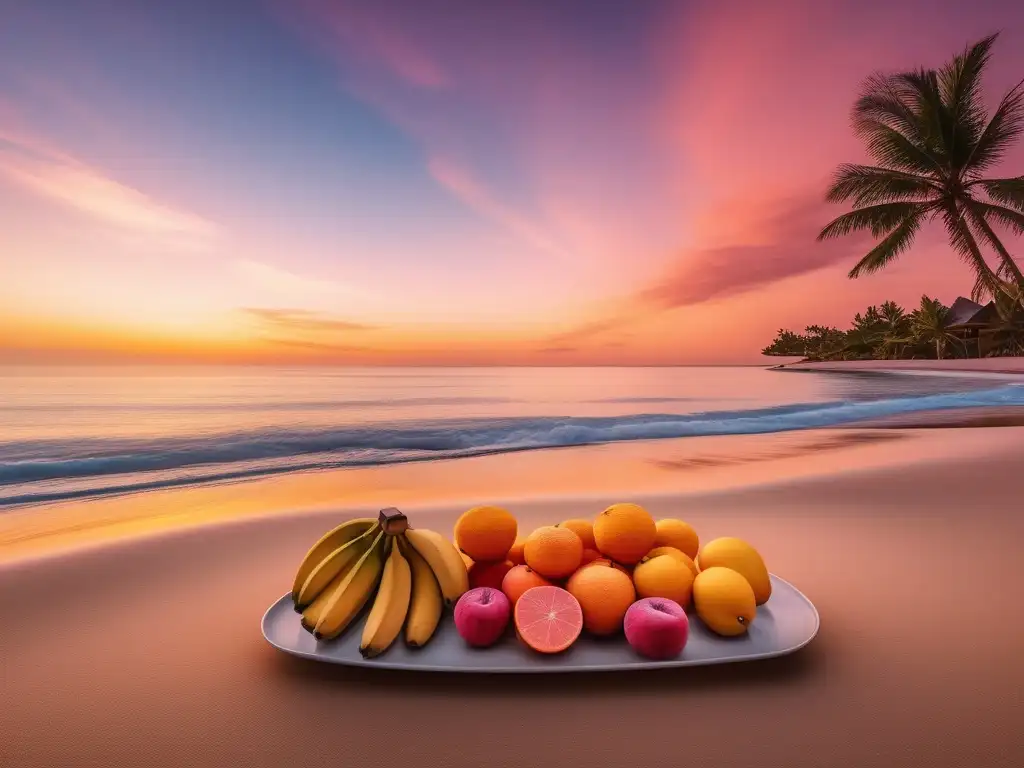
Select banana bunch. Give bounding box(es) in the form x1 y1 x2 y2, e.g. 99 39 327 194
288 508 470 657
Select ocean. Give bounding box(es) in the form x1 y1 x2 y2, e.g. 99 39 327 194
2 365 1023 507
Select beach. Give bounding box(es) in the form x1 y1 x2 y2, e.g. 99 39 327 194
3 418 1024 768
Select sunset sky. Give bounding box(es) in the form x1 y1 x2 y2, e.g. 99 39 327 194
2 0 1023 365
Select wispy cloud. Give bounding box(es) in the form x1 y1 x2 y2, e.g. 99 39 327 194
0 121 219 243
543 314 638 347
280 0 449 90
267 337 373 353
428 156 571 260
242 307 375 333
231 259 359 298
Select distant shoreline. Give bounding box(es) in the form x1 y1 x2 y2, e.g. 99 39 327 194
770 357 1024 376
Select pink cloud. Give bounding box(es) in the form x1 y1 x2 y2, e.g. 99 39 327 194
0 108 218 243
279 0 448 91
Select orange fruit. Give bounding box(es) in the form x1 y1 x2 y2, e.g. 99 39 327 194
557 519 596 550
454 505 518 562
579 557 631 576
524 525 583 579
593 503 657 565
580 548 602 566
501 565 553 607
566 562 636 635
654 518 700 559
632 554 695 607
514 585 583 654
468 560 515 591
506 537 527 565
645 546 698 579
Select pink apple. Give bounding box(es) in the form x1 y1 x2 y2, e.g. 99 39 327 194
624 597 689 660
454 587 511 647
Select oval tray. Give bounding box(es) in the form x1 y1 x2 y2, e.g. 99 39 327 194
261 574 819 673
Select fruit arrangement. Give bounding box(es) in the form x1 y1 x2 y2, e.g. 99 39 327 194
289 502 773 662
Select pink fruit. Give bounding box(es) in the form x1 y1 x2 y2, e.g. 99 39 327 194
623 597 689 660
469 560 515 591
454 587 511 647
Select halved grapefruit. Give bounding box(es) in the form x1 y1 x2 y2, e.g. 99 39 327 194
513 585 583 654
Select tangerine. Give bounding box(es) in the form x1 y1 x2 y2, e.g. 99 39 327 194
514 585 583 654
506 537 527 565
524 525 583 579
454 506 518 562
579 557 631 576
645 546 698 579
468 560 515 591
633 554 695 607
654 518 700 560
593 503 657 565
557 519 596 550
501 565 553 607
566 562 636 635
580 548 602 566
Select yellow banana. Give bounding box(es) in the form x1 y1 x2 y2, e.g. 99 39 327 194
403 527 469 608
359 537 412 658
312 529 387 641
290 517 377 606
400 536 443 648
301 565 350 632
294 524 378 610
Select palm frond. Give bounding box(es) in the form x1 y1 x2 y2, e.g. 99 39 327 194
856 119 946 175
847 211 926 278
852 73 926 140
963 78 1024 175
892 68 951 159
969 201 1024 236
943 206 1001 295
938 34 998 163
969 177 1024 212
967 205 1024 285
818 202 927 240
970 270 991 303
824 164 940 205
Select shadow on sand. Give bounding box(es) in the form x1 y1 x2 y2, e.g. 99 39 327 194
263 637 826 698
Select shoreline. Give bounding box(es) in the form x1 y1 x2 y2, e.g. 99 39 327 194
4 418 1024 565
770 357 1024 375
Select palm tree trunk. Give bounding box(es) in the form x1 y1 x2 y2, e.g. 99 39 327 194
935 338 943 360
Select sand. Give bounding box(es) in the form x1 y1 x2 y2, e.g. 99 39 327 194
3 427 1024 767
774 356 1024 375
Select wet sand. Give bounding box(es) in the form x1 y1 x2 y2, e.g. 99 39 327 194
2 426 1023 767
775 357 1024 375
3 418 1019 564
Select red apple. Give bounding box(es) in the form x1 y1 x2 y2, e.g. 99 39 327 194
623 597 689 660
453 587 510 647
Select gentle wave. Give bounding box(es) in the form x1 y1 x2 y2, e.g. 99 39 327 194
2 384 1023 506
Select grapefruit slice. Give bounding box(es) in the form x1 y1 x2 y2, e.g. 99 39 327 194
513 585 583 654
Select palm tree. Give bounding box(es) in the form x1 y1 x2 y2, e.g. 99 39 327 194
910 295 963 359
987 279 1024 355
817 34 1024 302
877 300 912 358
